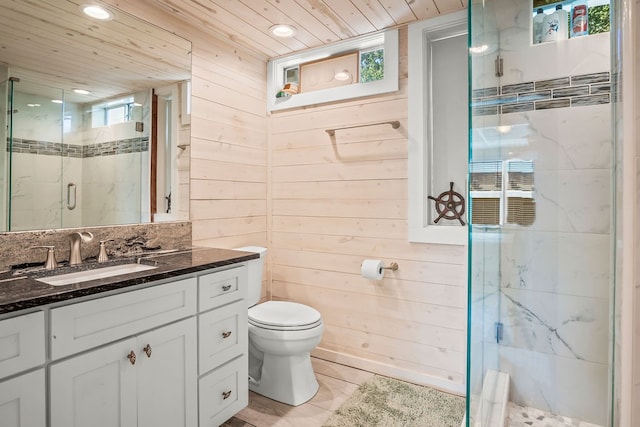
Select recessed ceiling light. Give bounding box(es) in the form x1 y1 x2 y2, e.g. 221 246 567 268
27 103 41 107
51 99 64 104
334 70 351 81
269 24 297 38
81 4 114 21
496 125 512 134
73 88 91 95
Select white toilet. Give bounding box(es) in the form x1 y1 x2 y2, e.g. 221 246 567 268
235 246 324 406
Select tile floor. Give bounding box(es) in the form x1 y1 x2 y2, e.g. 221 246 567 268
222 359 602 427
506 402 603 427
221 357 375 427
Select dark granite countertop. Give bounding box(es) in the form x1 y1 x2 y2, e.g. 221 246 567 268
0 247 259 316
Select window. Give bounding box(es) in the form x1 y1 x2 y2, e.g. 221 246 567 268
470 160 536 226
267 29 398 111
91 96 135 128
408 11 468 245
359 47 384 83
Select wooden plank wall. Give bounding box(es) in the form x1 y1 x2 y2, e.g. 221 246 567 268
103 1 466 391
269 28 467 392
104 0 269 300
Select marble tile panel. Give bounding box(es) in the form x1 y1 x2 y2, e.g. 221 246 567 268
499 288 610 364
529 169 611 234
498 346 608 425
491 109 609 172
499 231 610 299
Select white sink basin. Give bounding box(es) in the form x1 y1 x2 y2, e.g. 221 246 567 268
37 263 157 286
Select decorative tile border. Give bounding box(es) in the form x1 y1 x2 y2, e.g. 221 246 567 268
472 72 610 116
7 137 149 158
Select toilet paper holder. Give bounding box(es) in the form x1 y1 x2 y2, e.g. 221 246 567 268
383 262 399 271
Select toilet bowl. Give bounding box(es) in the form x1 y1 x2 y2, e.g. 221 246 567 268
235 246 324 406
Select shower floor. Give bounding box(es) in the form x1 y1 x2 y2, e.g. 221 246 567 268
507 402 603 427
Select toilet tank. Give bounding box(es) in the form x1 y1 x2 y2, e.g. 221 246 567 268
234 246 267 307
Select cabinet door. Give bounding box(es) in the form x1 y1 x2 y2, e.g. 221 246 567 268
50 338 138 427
0 369 45 427
137 317 197 427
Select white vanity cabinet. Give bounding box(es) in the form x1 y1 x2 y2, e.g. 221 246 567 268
0 311 46 427
197 266 249 427
0 258 250 427
49 278 198 427
50 317 197 427
43 261 249 427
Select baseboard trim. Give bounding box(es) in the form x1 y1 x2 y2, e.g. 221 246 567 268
312 347 466 396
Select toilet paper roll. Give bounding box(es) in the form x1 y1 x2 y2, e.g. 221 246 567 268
361 259 384 280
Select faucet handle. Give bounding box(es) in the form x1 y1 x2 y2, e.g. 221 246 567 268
31 246 58 270
98 240 114 263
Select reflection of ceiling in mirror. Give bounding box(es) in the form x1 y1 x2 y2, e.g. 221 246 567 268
0 0 192 103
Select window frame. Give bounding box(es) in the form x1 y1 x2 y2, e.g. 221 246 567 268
408 10 468 245
267 29 398 112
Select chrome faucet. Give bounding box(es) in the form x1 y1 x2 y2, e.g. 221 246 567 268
68 231 94 265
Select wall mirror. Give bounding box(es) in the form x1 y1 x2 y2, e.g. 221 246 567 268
0 0 192 232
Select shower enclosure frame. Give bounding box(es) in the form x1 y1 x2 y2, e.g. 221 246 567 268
465 0 626 425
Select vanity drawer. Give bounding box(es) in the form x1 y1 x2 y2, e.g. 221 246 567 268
198 355 248 427
51 277 197 359
198 300 247 375
198 266 247 312
0 311 45 379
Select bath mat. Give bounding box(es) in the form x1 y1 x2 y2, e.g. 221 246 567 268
322 375 465 427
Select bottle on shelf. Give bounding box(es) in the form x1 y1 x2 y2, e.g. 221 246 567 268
541 4 568 43
533 8 545 44
571 2 589 37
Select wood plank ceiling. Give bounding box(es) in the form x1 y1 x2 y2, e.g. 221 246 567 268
150 0 468 59
0 0 466 102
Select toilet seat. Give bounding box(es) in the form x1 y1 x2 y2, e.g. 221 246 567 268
249 301 322 331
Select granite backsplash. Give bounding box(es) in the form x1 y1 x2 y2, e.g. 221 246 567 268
0 221 192 271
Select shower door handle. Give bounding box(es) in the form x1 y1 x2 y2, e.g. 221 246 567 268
66 182 76 210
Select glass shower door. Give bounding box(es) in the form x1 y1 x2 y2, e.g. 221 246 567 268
467 0 614 425
6 79 64 231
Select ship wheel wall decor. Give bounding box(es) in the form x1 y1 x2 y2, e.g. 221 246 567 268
427 181 466 225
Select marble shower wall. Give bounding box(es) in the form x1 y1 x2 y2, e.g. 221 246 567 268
8 89 150 230
470 1 612 425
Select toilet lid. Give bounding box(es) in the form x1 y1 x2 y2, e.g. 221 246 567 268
249 301 321 328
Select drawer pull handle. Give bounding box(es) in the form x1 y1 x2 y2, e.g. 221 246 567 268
222 284 232 291
222 390 232 400
127 350 137 365
222 331 232 339
143 344 152 358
